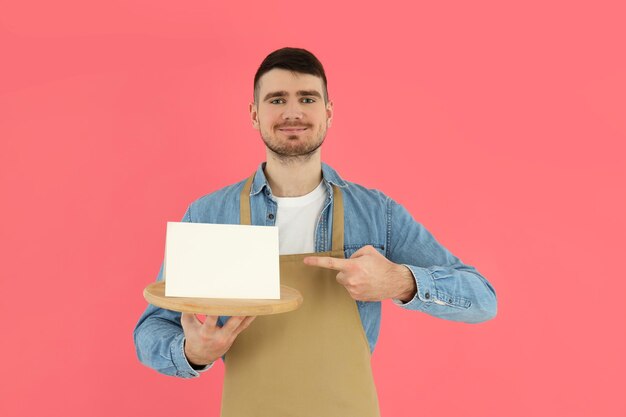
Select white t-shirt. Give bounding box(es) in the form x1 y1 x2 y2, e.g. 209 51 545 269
274 181 327 255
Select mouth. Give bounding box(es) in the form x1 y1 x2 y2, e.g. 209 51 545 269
277 126 308 134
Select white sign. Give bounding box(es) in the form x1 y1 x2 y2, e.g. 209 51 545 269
164 222 280 299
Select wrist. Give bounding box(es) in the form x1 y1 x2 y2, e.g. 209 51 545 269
395 264 417 302
184 339 213 367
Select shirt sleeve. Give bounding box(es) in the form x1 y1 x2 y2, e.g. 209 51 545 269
133 206 216 378
386 197 497 323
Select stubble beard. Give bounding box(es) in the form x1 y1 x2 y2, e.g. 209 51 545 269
261 123 327 165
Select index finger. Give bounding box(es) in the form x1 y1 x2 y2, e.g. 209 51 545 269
303 256 350 271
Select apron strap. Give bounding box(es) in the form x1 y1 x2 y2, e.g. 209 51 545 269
330 184 344 253
239 172 344 253
239 174 254 226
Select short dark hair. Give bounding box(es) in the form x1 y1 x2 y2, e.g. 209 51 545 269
253 47 328 103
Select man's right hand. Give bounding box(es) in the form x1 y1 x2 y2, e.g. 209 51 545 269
181 313 256 366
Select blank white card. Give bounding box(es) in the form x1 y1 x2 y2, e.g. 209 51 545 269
164 222 280 299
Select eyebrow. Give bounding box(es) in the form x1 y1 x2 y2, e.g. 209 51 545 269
263 90 323 101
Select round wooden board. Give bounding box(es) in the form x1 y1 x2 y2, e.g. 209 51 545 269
143 281 303 316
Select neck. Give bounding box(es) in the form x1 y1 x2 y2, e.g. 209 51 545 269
264 149 323 197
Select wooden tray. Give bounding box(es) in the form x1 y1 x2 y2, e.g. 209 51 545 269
143 281 303 316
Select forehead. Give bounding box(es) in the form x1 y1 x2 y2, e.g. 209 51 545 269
257 68 324 96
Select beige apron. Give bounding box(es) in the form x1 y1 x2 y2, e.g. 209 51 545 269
220 174 380 417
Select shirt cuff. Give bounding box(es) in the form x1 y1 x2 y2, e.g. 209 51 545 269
170 333 214 377
392 264 437 310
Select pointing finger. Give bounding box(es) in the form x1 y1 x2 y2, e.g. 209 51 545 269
303 256 351 271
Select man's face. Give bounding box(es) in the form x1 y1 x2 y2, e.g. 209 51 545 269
250 69 333 159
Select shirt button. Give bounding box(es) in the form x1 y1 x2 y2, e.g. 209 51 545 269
424 292 430 299
268 213 274 220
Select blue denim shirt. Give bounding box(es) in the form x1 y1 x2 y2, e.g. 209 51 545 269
134 162 497 378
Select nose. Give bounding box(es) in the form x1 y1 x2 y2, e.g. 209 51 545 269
281 101 303 120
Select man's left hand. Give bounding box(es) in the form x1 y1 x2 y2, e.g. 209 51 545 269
303 245 417 302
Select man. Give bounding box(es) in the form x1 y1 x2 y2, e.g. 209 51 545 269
134 47 497 416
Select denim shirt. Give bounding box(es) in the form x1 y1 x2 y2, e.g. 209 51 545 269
133 162 497 378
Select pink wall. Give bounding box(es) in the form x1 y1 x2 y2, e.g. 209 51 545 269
1 1 624 416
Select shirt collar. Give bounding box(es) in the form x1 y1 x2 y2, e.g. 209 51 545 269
250 162 348 196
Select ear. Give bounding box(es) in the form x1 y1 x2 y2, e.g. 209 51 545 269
326 100 334 128
249 102 260 130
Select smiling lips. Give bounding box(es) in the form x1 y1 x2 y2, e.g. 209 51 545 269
277 126 308 135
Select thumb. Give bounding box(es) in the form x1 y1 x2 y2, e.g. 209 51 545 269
350 245 375 259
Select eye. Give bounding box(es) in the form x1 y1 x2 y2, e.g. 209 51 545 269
301 98 316 103
270 98 286 104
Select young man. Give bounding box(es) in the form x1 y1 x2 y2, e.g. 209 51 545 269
134 47 497 416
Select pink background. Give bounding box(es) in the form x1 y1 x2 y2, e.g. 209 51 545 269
1 1 625 416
